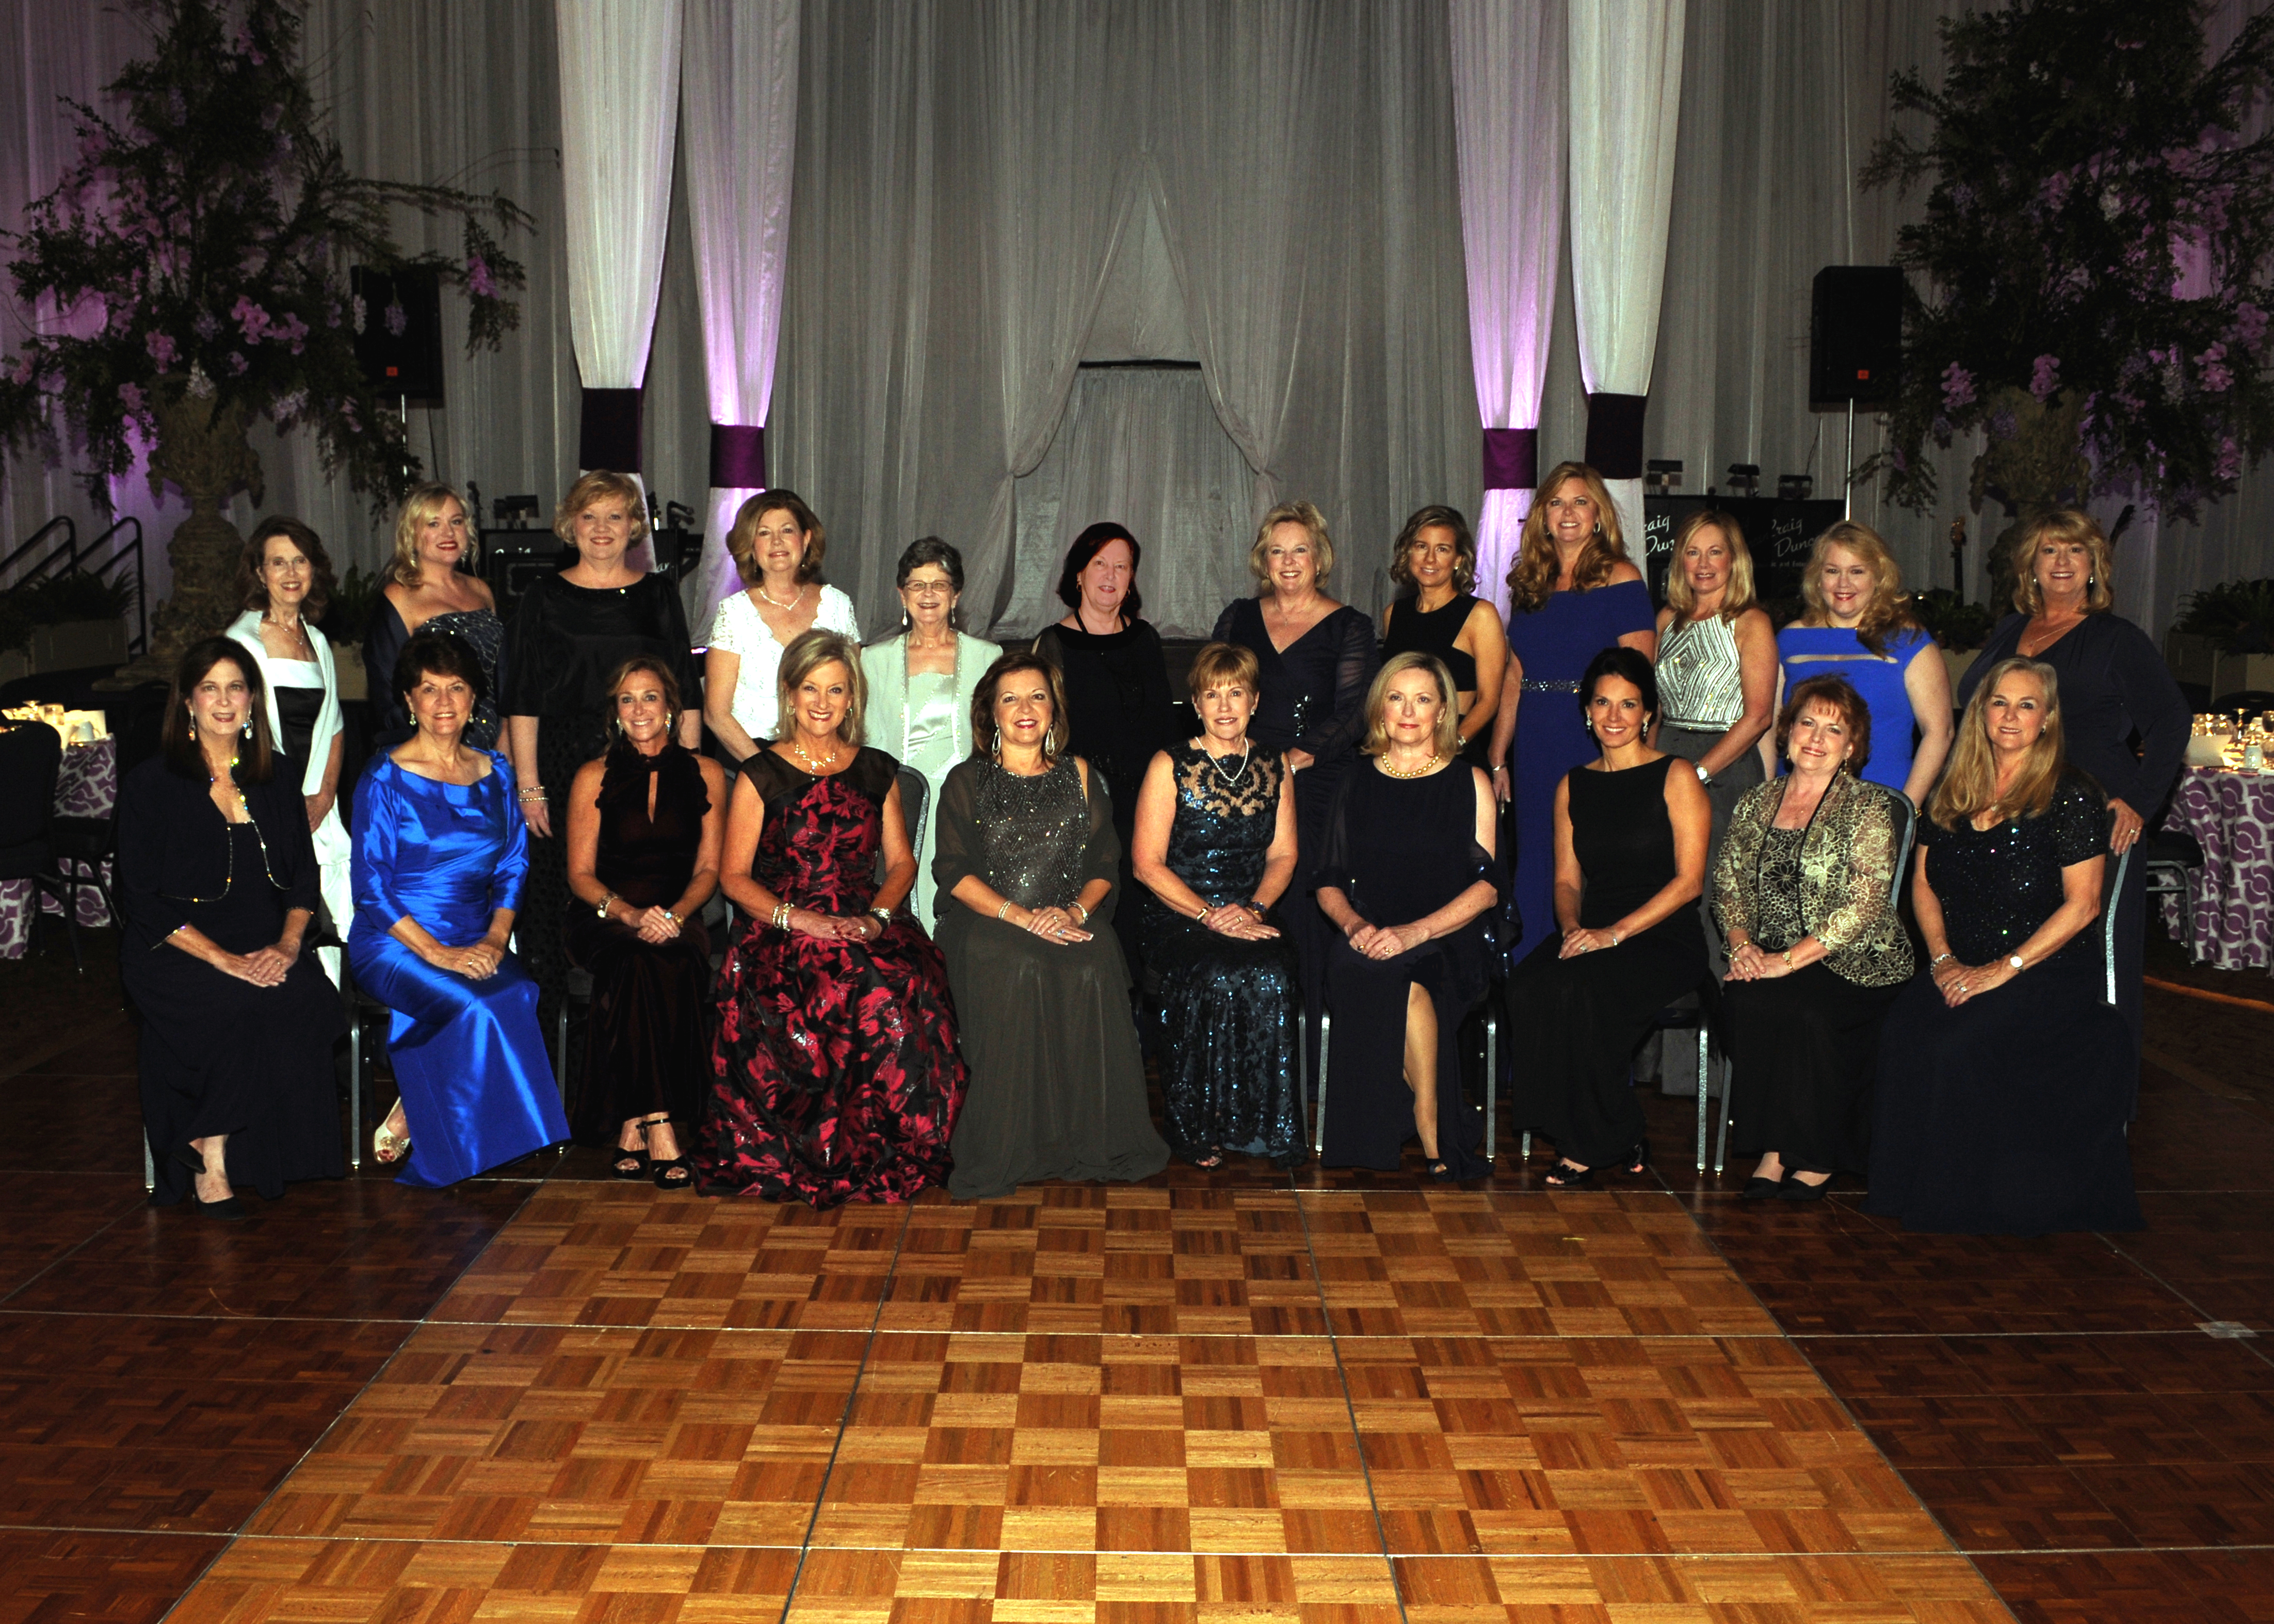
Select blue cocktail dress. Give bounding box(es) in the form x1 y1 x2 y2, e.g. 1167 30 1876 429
348 751 569 1187
1776 623 1934 795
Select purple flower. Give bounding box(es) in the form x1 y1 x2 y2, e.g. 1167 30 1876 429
272 388 306 422
1940 362 1976 412
117 381 144 415
144 330 176 370
225 350 247 376
467 254 494 299
269 312 308 355
192 310 220 341
2237 302 2268 355
2030 354 2060 401
2217 437 2244 482
231 295 271 344
2199 342 2233 393
10 353 36 386
383 300 407 337
2038 170 2072 212
326 300 343 329
233 26 266 65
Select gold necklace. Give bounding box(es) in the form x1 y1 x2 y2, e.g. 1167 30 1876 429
757 581 809 613
1378 751 1442 779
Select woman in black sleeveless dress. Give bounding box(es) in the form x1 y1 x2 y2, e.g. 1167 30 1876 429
563 658 729 1187
1132 643 1304 1168
1378 505 1508 769
1508 648 1711 1184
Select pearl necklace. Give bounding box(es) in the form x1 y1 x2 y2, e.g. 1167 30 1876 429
1206 739 1252 788
1378 752 1443 779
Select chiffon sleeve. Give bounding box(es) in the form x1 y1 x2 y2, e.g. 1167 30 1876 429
930 759 985 908
1813 790 1898 952
1080 759 1123 921
1312 770 1361 895
363 600 410 739
489 754 529 914
350 764 409 930
501 581 551 717
1297 608 1379 761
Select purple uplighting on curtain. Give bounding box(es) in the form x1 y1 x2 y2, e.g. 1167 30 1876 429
683 0 802 629
1449 0 1567 613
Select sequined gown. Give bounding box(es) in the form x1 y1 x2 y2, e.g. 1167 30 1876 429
933 754 1170 1198
697 748 966 1207
1140 744 1304 1167
1867 773 2142 1235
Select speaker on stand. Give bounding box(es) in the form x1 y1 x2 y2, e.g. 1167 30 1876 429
1810 266 1904 520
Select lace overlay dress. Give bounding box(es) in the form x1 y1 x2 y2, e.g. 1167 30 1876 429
1139 745 1304 1166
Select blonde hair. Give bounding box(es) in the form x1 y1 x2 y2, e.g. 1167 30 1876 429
1247 501 1335 587
1799 521 1919 657
1186 641 1261 703
728 489 827 587
1928 657 2069 831
1663 510 1757 621
774 629 866 748
1506 462 1627 614
1360 652 1462 761
553 469 645 546
2012 508 2117 615
387 483 476 588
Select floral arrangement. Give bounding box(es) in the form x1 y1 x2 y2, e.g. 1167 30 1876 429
1861 0 2274 532
0 0 530 512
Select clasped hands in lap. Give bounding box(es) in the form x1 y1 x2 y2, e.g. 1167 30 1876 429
215 934 304 987
1930 954 2018 1007
1345 918 1426 960
417 933 508 980
778 906 892 945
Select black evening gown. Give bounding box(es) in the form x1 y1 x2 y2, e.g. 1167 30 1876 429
116 759 346 1205
503 572 701 994
1380 592 1488 767
1031 619 1176 974
1867 773 2143 1234
364 600 507 750
1139 744 1305 1167
697 748 966 1207
1315 758 1496 1178
933 754 1170 1198
1212 597 1379 1042
1508 756 1707 1169
563 743 713 1143
1956 612 2188 1090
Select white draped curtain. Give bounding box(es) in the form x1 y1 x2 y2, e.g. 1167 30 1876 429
1566 0 1684 549
681 0 801 629
1448 0 1565 613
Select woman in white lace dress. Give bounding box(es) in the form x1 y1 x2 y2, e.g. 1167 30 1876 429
703 490 861 761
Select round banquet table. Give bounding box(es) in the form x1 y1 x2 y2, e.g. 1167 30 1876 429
2160 764 2274 972
0 733 117 959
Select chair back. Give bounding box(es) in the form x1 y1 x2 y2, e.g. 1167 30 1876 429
878 764 931 914
2103 843 2130 1009
1871 781 1917 912
0 722 62 870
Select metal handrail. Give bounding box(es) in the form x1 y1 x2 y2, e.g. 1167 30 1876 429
0 515 75 590
82 516 146 655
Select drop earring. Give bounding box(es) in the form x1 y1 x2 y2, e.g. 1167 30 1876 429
241 719 252 739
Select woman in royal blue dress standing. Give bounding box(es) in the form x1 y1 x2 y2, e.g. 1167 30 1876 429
350 631 569 1185
1486 463 1658 962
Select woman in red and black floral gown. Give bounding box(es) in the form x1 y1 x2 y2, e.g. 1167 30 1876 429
695 630 965 1205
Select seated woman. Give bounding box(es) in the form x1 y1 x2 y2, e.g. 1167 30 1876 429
1867 657 2143 1235
1313 652 1500 1180
1131 642 1304 1169
349 632 570 1187
1714 677 1913 1201
564 657 728 1189
934 651 1171 1198
1508 647 1710 1186
118 637 345 1216
695 630 965 1206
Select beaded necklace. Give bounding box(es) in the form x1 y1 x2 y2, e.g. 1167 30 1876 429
1378 751 1443 779
175 744 277 902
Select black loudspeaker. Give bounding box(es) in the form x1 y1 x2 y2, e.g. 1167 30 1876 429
352 266 445 406
481 531 565 618
1810 266 1904 408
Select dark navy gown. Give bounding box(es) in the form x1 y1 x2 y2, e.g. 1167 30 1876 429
348 750 570 1187
1139 743 1304 1167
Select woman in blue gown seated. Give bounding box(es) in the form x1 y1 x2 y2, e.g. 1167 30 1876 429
1313 653 1502 1179
350 631 569 1186
1131 641 1304 1169
1867 657 2143 1236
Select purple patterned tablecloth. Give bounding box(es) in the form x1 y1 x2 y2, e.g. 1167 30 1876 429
0 734 117 959
2161 765 2274 973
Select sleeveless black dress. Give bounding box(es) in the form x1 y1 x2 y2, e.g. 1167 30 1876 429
1508 755 1707 1167
563 743 713 1140
1139 744 1304 1167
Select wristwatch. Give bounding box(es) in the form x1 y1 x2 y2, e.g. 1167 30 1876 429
1694 762 1711 784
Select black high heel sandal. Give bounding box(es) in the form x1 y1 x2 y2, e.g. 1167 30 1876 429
1620 1139 1649 1176
1542 1160 1594 1188
647 1117 692 1191
612 1124 652 1182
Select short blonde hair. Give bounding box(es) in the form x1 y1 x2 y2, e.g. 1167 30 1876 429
2012 508 2116 615
553 469 644 546
1247 501 1335 587
387 483 476 588
728 489 827 586
774 629 866 747
1360 651 1462 761
1799 521 1918 657
1185 641 1261 703
1663 510 1757 621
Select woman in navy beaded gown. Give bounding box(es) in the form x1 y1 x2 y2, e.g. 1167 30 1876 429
1132 643 1304 1168
350 632 569 1187
1487 464 1657 964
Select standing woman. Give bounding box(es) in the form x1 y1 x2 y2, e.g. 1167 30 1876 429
503 470 703 994
704 490 862 762
1487 463 1658 964
351 634 567 1184
933 652 1170 1198
1956 509 2186 1078
227 517 351 985
118 638 344 1215
861 538 1001 927
1034 523 1176 975
564 658 728 1189
1778 522 1953 805
1379 504 1508 766
1212 501 1379 1031
363 483 506 750
1131 643 1304 1169
1507 648 1710 1186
